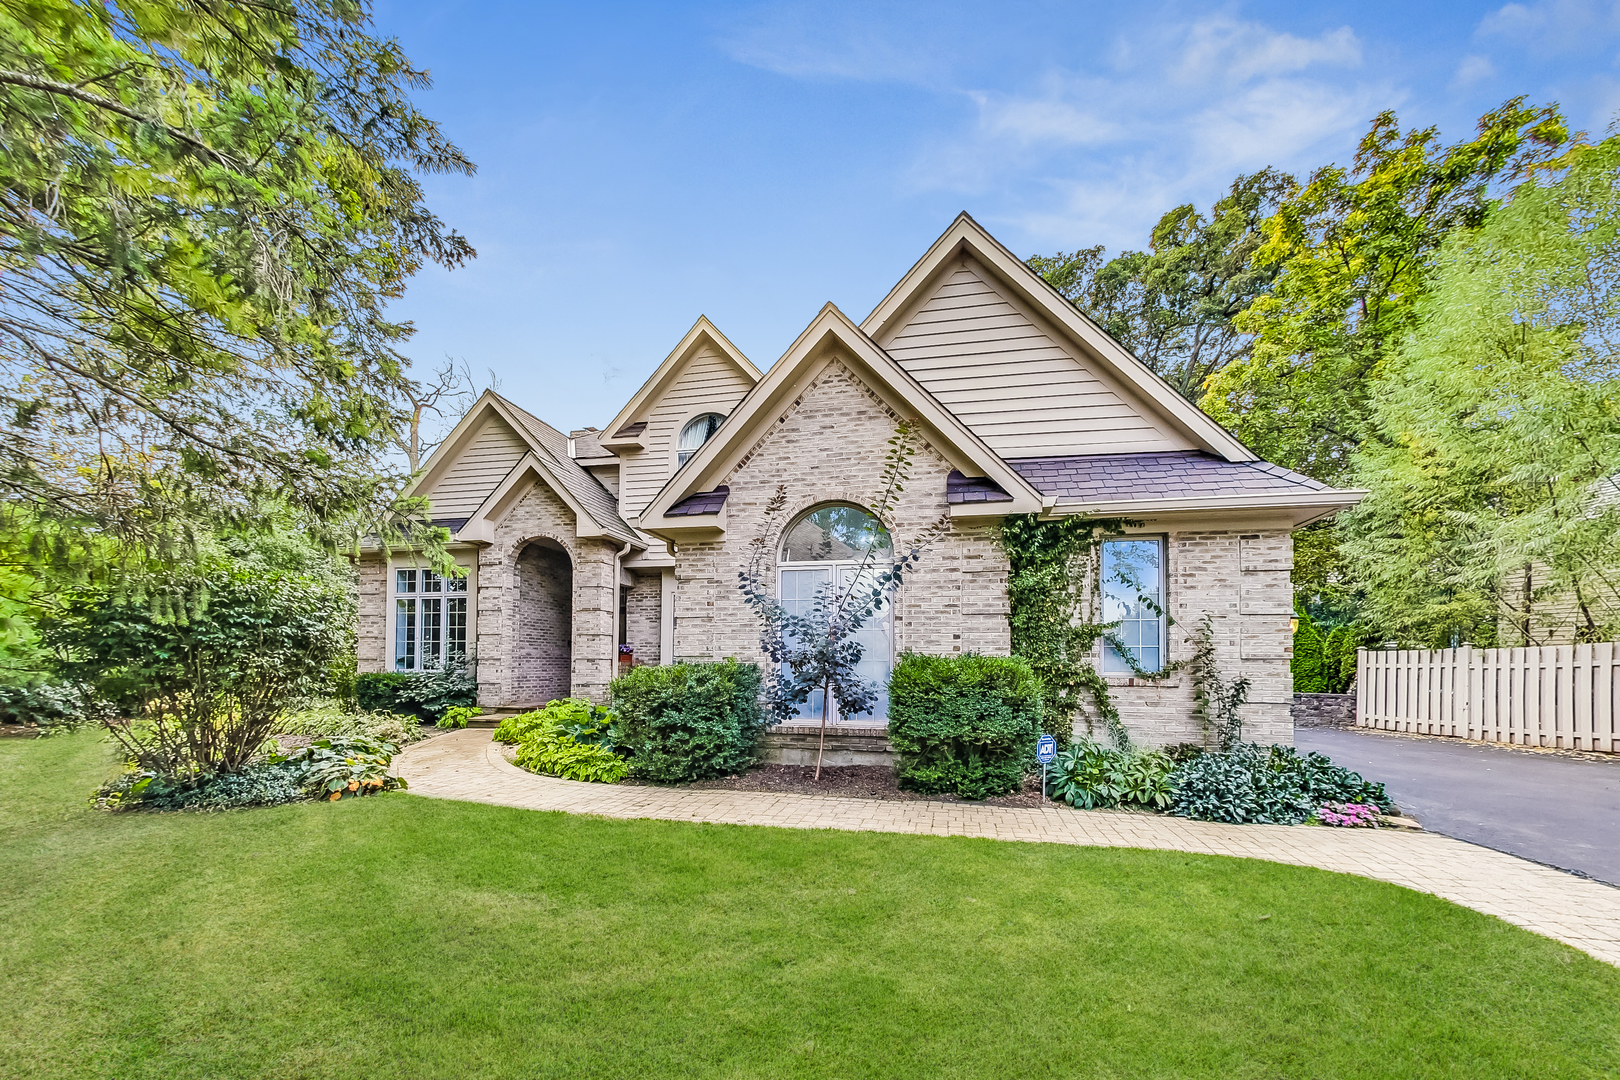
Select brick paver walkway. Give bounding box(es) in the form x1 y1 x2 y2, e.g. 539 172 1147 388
397 729 1620 966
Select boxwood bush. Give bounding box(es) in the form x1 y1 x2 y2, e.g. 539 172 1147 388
887 651 1041 799
355 672 411 713
610 660 765 783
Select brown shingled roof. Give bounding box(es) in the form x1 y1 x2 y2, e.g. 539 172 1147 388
1007 451 1328 501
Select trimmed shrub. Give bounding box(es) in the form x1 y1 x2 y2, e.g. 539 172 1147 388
610 661 765 783
888 652 1041 800
1170 743 1394 824
1291 614 1325 692
356 672 411 713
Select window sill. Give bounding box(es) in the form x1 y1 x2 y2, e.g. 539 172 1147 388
1103 676 1183 689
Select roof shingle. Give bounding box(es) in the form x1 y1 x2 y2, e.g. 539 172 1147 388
1007 451 1328 501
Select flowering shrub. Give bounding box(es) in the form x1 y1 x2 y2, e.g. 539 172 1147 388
1315 802 1379 827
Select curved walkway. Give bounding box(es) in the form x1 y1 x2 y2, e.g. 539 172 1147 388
397 729 1620 967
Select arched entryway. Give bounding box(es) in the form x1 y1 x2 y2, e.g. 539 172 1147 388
777 504 894 724
515 539 572 704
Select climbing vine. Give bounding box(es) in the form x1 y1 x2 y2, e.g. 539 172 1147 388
1000 514 1125 749
999 514 1195 751
1186 614 1250 750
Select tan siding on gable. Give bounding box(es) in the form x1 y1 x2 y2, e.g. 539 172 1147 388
420 415 528 517
882 262 1194 457
619 342 754 518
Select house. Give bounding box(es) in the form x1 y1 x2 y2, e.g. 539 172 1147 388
357 215 1363 746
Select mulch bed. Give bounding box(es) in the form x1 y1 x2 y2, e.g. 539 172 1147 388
636 764 1057 808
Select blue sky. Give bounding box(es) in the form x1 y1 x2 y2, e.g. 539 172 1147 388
374 0 1620 433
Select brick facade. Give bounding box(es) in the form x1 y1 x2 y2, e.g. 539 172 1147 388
671 359 1009 665
475 480 622 705
623 572 662 667
1097 529 1294 748
514 543 572 703
356 362 1298 746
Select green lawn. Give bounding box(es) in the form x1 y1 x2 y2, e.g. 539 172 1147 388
3 732 1617 1079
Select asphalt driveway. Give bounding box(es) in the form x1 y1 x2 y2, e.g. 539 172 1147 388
1297 727 1620 885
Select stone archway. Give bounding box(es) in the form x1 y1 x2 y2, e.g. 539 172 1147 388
514 538 573 705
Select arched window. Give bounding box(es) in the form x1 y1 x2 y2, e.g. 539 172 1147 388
677 413 725 466
777 504 894 723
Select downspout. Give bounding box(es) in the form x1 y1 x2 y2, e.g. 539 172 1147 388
613 539 634 684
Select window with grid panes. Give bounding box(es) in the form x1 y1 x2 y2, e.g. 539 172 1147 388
1100 538 1166 674
394 568 468 671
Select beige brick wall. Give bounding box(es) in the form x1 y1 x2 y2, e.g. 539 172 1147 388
1095 529 1293 748
623 572 662 666
356 555 386 673
477 479 621 705
671 358 1010 666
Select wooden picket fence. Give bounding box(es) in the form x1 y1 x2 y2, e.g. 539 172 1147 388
1356 645 1620 753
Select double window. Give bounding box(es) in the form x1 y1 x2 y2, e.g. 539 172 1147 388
395 568 468 671
1101 538 1166 675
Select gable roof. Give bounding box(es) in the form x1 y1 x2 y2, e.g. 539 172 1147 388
637 303 1044 537
600 316 762 448
860 213 1257 462
408 391 639 546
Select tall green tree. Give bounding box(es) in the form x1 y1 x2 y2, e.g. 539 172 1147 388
1203 99 1571 485
0 0 474 559
1343 136 1620 647
1029 170 1293 401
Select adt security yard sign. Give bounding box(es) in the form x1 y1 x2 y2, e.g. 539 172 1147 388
1037 734 1056 801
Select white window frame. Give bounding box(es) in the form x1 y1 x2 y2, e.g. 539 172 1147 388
776 505 895 723
390 559 475 672
1100 536 1168 676
675 411 725 469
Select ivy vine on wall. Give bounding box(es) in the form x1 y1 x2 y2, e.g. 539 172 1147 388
1000 514 1235 752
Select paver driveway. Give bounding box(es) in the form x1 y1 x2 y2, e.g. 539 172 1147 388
396 729 1620 967
1299 727 1620 885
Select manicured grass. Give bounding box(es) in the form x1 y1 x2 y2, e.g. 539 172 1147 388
2 732 1618 1079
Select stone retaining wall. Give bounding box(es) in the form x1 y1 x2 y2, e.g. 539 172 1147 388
1292 692 1356 729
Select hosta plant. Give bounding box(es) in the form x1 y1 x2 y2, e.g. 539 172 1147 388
1046 740 1174 810
514 734 628 784
290 736 407 801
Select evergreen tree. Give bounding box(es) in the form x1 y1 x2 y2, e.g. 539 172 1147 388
1291 614 1325 693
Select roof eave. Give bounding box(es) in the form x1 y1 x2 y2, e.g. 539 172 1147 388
1046 489 1367 526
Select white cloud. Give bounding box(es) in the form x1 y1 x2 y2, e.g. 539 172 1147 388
1175 18 1362 84
904 14 1385 235
968 91 1120 146
1478 0 1620 57
715 3 948 84
1452 54 1497 88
